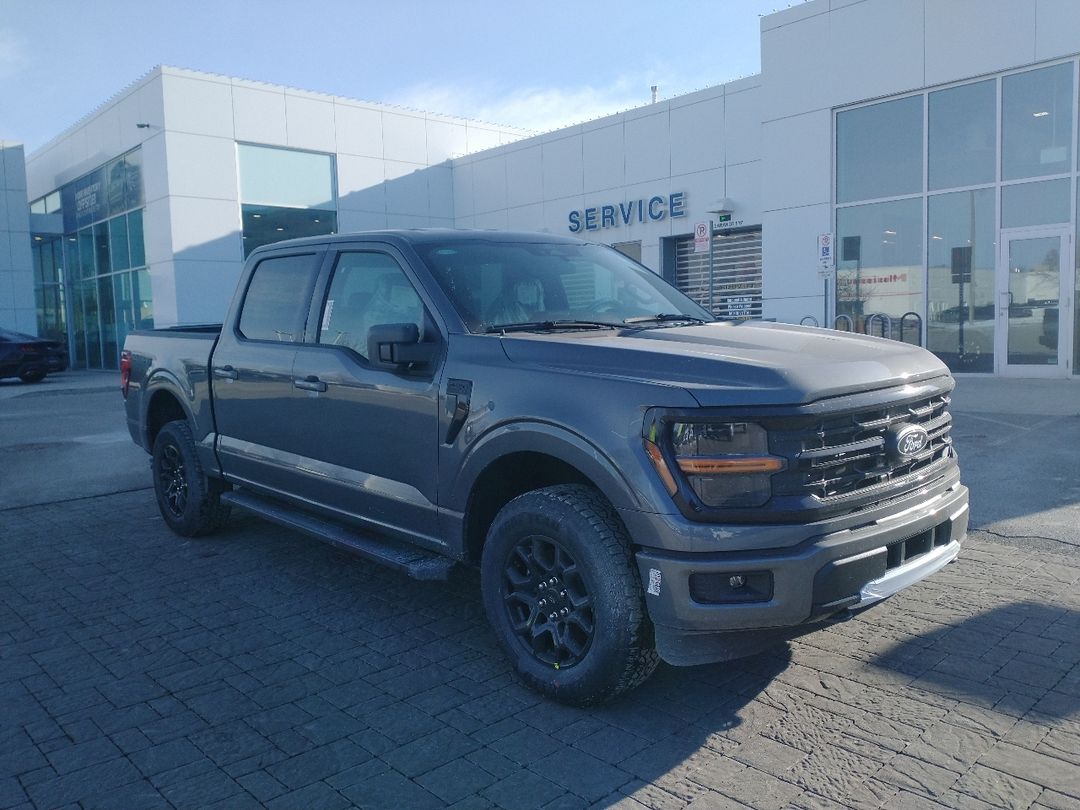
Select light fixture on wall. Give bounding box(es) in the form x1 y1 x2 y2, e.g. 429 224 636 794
707 197 735 217
135 123 153 129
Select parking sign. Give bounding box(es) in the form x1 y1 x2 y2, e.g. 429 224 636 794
694 221 710 253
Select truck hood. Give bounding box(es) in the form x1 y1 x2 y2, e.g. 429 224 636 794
498 321 950 406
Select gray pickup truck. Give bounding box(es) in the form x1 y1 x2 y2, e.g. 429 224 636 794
122 230 968 704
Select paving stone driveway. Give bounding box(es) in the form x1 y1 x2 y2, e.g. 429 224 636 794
1 491 1078 810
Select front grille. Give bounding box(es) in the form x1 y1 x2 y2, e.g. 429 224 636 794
886 520 952 570
769 388 955 511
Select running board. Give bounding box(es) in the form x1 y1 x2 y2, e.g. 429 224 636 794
220 491 453 581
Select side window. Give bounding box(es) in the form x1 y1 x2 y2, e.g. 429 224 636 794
318 252 425 361
238 253 318 342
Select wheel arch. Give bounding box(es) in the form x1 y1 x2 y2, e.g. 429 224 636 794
454 422 641 563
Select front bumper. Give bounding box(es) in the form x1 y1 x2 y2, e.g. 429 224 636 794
631 481 969 665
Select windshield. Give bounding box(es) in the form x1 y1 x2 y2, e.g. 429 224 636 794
416 239 713 333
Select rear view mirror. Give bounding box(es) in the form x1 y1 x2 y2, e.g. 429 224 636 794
368 323 436 370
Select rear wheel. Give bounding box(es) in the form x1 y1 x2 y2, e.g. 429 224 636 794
481 484 659 705
18 368 46 383
152 420 230 537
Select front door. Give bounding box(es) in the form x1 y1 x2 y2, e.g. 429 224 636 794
997 227 1074 376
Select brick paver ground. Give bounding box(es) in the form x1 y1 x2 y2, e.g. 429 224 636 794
1 490 1078 810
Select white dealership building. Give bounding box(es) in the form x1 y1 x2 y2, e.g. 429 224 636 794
7 0 1080 378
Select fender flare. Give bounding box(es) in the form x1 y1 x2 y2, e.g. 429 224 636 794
141 370 198 447
449 420 643 513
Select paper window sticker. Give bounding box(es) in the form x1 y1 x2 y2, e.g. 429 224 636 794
322 299 335 331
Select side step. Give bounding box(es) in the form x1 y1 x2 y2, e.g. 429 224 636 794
220 491 453 581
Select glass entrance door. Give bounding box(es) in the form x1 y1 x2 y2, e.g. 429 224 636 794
996 227 1074 375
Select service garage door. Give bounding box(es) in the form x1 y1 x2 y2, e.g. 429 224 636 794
673 228 762 320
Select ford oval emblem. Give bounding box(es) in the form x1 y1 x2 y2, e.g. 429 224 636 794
888 424 930 459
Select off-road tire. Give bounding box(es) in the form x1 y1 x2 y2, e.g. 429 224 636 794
481 484 659 705
152 420 231 537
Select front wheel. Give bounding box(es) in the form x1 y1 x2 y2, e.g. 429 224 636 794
152 420 230 537
18 368 46 383
481 484 659 705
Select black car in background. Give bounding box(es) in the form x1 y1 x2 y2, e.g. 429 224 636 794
0 328 69 383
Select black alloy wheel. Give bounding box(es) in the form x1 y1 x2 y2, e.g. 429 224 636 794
158 442 189 518
151 420 230 537
481 484 659 705
502 534 595 668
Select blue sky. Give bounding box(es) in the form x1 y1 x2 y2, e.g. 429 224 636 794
0 0 795 152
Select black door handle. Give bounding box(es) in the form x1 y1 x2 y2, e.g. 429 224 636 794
213 365 238 380
294 375 327 392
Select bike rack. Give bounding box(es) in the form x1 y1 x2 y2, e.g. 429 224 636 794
799 315 819 327
864 313 893 340
898 311 923 346
833 314 854 332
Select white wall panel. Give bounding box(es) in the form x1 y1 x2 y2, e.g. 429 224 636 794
167 197 242 263
335 103 383 157
172 260 243 324
467 126 503 154
337 154 386 212
141 198 173 266
81 113 123 169
722 161 762 226
761 109 831 211
761 203 831 312
164 133 237 201
384 163 430 217
147 260 178 327
452 161 475 218
162 74 234 138
426 119 468 162
667 167 724 226
285 94 336 153
506 203 544 231
926 0 1037 86
232 85 287 145
472 209 510 229
337 209 388 231
582 125 624 193
721 87 764 166
506 145 544 208
760 10 831 121
140 133 169 204
472 157 508 213
541 136 583 200
5 190 26 232
624 112 670 185
826 0 924 107
1036 0 1080 61
383 113 429 163
670 98 724 176
425 166 454 219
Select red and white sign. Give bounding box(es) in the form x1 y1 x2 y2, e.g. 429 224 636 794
694 221 710 253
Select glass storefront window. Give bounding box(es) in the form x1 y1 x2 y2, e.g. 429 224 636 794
135 269 154 329
1075 180 1079 376
835 198 924 332
78 229 95 279
836 96 923 203
1002 63 1074 181
128 210 145 268
93 222 110 277
237 144 335 209
240 204 337 257
110 215 131 271
929 80 996 190
98 275 118 367
927 189 996 372
1001 178 1071 228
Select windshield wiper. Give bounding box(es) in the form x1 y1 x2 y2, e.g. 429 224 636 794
485 320 618 334
623 313 710 325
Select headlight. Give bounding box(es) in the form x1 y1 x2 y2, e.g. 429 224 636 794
648 421 785 508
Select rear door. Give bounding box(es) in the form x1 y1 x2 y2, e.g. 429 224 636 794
289 245 445 548
212 248 324 494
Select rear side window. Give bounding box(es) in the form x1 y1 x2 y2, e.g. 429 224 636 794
238 253 318 342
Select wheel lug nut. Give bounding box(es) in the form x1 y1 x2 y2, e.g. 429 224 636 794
548 577 557 585
549 613 557 621
560 608 569 616
560 590 567 597
539 599 546 607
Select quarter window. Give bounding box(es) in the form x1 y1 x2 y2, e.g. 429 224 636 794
238 254 318 342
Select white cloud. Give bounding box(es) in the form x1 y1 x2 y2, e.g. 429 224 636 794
391 71 689 134
0 29 26 78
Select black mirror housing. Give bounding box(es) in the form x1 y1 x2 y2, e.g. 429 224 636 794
368 323 436 370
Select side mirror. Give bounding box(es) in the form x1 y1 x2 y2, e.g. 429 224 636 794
368 323 436 370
